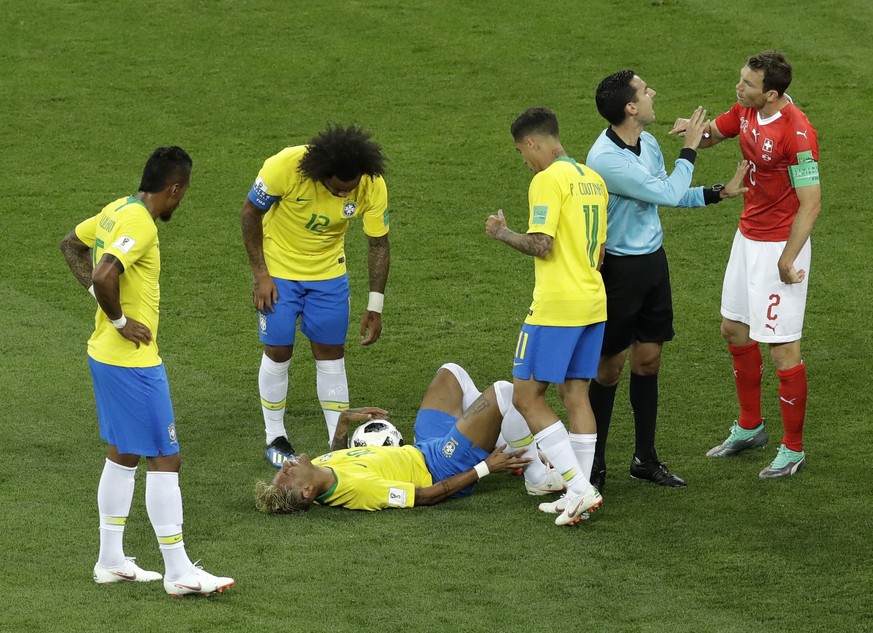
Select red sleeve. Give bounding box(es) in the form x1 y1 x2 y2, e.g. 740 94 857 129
714 103 743 138
784 108 819 166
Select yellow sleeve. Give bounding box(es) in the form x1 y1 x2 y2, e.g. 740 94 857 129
256 151 292 199
526 172 562 237
361 175 389 238
103 210 157 270
74 214 99 249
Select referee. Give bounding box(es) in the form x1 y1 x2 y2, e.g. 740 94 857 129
584 70 747 489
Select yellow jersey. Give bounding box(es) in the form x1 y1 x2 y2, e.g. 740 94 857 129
314 445 433 511
75 196 162 368
248 145 389 280
525 157 608 327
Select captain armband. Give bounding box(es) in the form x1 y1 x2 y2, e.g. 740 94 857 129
789 151 820 188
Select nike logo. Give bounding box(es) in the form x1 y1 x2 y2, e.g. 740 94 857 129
796 130 808 138
296 196 312 202
513 361 523 367
112 571 137 580
173 581 202 592
780 396 797 406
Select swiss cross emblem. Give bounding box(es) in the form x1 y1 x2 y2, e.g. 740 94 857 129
763 138 774 153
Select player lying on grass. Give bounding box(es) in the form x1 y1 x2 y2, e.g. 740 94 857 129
255 363 569 514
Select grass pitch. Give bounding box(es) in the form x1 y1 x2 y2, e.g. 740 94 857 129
2 1 871 631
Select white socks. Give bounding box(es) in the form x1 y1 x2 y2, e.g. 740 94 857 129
259 353 290 444
493 381 549 486
570 433 597 482
145 471 193 581
97 459 136 568
316 358 349 444
534 421 592 496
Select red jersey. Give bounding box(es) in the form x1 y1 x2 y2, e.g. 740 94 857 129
715 101 819 241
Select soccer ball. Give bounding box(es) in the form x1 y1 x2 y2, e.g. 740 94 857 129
351 419 404 447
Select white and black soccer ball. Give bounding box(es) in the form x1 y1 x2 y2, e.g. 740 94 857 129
351 419 405 447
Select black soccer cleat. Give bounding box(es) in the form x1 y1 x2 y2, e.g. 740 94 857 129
630 455 687 488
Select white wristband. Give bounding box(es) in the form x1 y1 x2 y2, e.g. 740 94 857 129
88 285 96 299
110 314 127 330
474 461 490 479
367 291 384 313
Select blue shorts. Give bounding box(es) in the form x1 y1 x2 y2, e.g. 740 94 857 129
88 357 179 457
512 322 605 383
259 275 350 346
414 422 490 498
413 408 459 442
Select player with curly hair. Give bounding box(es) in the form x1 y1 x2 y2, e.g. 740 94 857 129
241 124 391 468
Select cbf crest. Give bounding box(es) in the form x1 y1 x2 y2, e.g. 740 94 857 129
167 423 178 445
259 312 267 333
441 437 459 458
342 201 357 217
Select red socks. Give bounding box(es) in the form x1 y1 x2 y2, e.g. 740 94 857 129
729 342 763 430
776 364 807 451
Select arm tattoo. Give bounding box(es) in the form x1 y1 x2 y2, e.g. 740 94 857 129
500 230 553 258
240 202 269 276
367 235 390 293
60 232 93 289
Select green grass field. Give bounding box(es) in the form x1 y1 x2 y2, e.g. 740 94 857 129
3 1 872 631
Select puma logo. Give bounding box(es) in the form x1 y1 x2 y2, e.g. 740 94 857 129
765 324 777 332
780 396 797 406
796 130 808 138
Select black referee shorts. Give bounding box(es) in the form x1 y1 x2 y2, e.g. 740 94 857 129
599 247 674 357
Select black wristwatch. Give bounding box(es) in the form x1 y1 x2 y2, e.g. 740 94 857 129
704 184 725 205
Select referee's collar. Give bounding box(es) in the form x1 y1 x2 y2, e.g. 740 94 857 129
606 127 642 156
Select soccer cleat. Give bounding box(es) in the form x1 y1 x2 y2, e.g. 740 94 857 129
93 557 162 584
538 495 590 521
524 468 566 496
630 456 687 487
706 421 769 457
265 436 297 469
590 455 606 492
164 564 235 597
759 444 806 479
555 486 602 526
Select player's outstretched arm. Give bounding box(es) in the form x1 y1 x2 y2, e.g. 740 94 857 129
669 116 727 149
413 446 530 506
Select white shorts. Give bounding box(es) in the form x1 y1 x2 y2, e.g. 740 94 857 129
720 230 810 344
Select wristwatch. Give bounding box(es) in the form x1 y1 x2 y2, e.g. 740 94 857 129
711 183 725 195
